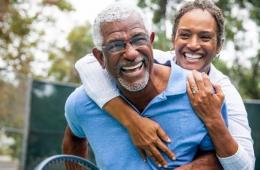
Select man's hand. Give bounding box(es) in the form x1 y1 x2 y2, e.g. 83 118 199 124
127 117 175 168
186 70 224 124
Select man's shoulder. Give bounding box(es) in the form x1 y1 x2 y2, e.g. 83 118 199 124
66 86 87 103
65 86 99 113
165 62 189 95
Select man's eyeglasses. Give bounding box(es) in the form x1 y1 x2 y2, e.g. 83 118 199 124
102 34 150 54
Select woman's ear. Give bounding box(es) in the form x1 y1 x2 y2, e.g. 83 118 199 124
92 48 106 69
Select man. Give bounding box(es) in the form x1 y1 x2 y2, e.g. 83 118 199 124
63 2 227 170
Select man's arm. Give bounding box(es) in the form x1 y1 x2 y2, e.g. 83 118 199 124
62 126 87 158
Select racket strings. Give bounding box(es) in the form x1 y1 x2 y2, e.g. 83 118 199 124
43 159 91 170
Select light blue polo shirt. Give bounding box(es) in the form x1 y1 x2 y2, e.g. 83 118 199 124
65 62 228 170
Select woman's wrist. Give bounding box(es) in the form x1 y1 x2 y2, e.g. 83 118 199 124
103 97 142 129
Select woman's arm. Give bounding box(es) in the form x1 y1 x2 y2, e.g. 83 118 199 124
213 69 255 169
187 71 238 156
75 54 174 167
187 70 255 170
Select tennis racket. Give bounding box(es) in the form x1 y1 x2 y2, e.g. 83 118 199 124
34 154 99 170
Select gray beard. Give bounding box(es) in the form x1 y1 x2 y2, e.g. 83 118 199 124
118 70 149 92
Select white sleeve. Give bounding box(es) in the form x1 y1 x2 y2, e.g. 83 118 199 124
209 65 255 170
153 49 174 63
75 54 120 108
217 145 254 170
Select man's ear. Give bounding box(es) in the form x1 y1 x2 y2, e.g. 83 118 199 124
149 32 155 44
92 48 106 69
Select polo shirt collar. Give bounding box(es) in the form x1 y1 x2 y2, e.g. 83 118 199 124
164 60 189 96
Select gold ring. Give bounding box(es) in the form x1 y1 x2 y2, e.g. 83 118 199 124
191 86 199 94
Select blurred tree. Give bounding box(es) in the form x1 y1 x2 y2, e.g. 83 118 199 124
47 23 94 82
0 72 29 158
137 0 173 51
0 0 73 76
137 0 260 99
0 0 74 160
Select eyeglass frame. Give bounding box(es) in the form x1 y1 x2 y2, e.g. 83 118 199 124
101 33 150 55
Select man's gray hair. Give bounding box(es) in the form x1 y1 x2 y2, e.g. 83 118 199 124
92 2 152 50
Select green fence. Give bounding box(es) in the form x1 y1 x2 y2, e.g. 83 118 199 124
24 80 77 170
245 100 260 169
23 80 259 169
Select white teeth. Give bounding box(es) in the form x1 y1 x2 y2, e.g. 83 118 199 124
185 53 202 59
122 62 143 71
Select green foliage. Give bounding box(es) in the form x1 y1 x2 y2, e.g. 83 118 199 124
153 31 172 51
0 72 29 159
47 23 94 83
0 0 73 77
0 0 73 160
230 52 260 99
137 0 146 8
47 52 72 82
0 3 34 75
67 24 93 60
212 58 230 76
137 0 166 24
152 0 166 24
42 0 74 11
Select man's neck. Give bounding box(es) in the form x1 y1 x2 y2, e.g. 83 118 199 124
120 64 171 112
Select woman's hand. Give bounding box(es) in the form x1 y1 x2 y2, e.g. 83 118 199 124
127 117 175 168
186 70 224 125
103 97 175 167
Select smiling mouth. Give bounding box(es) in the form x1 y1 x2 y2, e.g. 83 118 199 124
121 61 144 73
184 53 203 62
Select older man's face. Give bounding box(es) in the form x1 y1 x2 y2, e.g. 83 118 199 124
100 14 154 92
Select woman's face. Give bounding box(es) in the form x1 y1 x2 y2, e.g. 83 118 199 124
174 9 221 73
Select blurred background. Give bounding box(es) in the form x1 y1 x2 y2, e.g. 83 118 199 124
0 0 259 169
